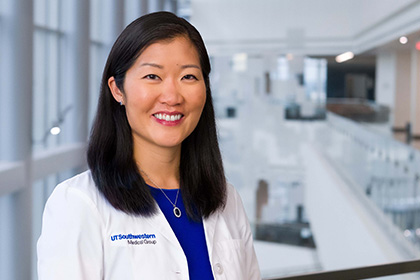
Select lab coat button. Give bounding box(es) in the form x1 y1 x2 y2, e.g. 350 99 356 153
214 263 223 274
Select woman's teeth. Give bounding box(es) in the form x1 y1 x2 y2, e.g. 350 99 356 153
154 113 182 121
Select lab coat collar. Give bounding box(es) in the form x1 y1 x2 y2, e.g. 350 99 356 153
144 205 221 260
144 207 181 250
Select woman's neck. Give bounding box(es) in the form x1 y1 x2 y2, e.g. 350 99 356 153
134 143 181 190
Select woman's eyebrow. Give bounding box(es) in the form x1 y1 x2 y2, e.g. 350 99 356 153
139 63 200 70
139 62 163 69
180 64 201 69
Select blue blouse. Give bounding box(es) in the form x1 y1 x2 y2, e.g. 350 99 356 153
149 186 214 280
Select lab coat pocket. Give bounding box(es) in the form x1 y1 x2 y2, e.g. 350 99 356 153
215 239 246 279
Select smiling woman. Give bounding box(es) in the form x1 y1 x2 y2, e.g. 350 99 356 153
108 36 207 151
37 11 261 280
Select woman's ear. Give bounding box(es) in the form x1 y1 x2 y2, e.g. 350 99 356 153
108 76 124 105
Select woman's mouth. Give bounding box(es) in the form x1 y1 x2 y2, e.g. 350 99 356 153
153 113 183 122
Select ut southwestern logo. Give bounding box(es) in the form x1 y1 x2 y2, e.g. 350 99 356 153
111 233 157 245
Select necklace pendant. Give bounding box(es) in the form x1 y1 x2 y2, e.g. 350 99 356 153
173 206 181 218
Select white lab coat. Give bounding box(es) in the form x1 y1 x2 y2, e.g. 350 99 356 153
37 171 261 280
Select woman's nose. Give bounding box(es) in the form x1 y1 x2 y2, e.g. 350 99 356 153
158 78 183 106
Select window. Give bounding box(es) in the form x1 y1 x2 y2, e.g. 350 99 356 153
33 0 64 151
89 0 108 127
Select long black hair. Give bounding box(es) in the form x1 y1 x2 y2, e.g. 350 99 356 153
87 11 226 220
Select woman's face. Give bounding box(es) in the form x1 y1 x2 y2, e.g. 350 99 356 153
109 36 206 151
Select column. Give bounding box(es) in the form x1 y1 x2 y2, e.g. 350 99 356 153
167 0 178 14
61 0 90 144
100 0 125 48
148 0 164 13
2 0 33 161
375 51 396 110
140 0 149 15
110 0 125 40
73 0 90 142
376 46 420 147
125 0 141 25
1 0 34 279
411 46 420 146
393 51 412 133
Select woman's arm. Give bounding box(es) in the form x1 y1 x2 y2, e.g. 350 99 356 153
37 182 104 280
232 186 261 280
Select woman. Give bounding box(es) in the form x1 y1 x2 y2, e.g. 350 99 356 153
37 11 260 280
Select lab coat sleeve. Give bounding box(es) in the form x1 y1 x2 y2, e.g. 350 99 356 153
37 182 104 280
232 186 262 279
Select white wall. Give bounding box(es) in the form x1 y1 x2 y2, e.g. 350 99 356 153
375 51 396 108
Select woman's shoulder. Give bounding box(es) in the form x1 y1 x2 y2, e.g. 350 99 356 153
47 170 108 214
55 170 97 197
221 183 246 217
225 183 241 204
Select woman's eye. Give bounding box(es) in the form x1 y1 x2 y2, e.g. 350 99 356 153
144 74 160 80
182 74 198 80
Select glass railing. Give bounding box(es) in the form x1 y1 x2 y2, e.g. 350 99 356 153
314 112 420 254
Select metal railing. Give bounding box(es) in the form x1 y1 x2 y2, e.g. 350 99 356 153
266 259 420 280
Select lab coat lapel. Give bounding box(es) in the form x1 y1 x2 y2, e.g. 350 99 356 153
144 207 181 249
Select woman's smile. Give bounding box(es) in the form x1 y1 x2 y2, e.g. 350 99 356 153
152 111 184 126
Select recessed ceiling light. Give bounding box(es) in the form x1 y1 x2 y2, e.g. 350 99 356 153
399 36 408 44
335 52 354 63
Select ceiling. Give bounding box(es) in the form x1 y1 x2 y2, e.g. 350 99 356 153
190 0 420 57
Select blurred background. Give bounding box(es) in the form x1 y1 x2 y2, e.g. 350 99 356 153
1 0 420 279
